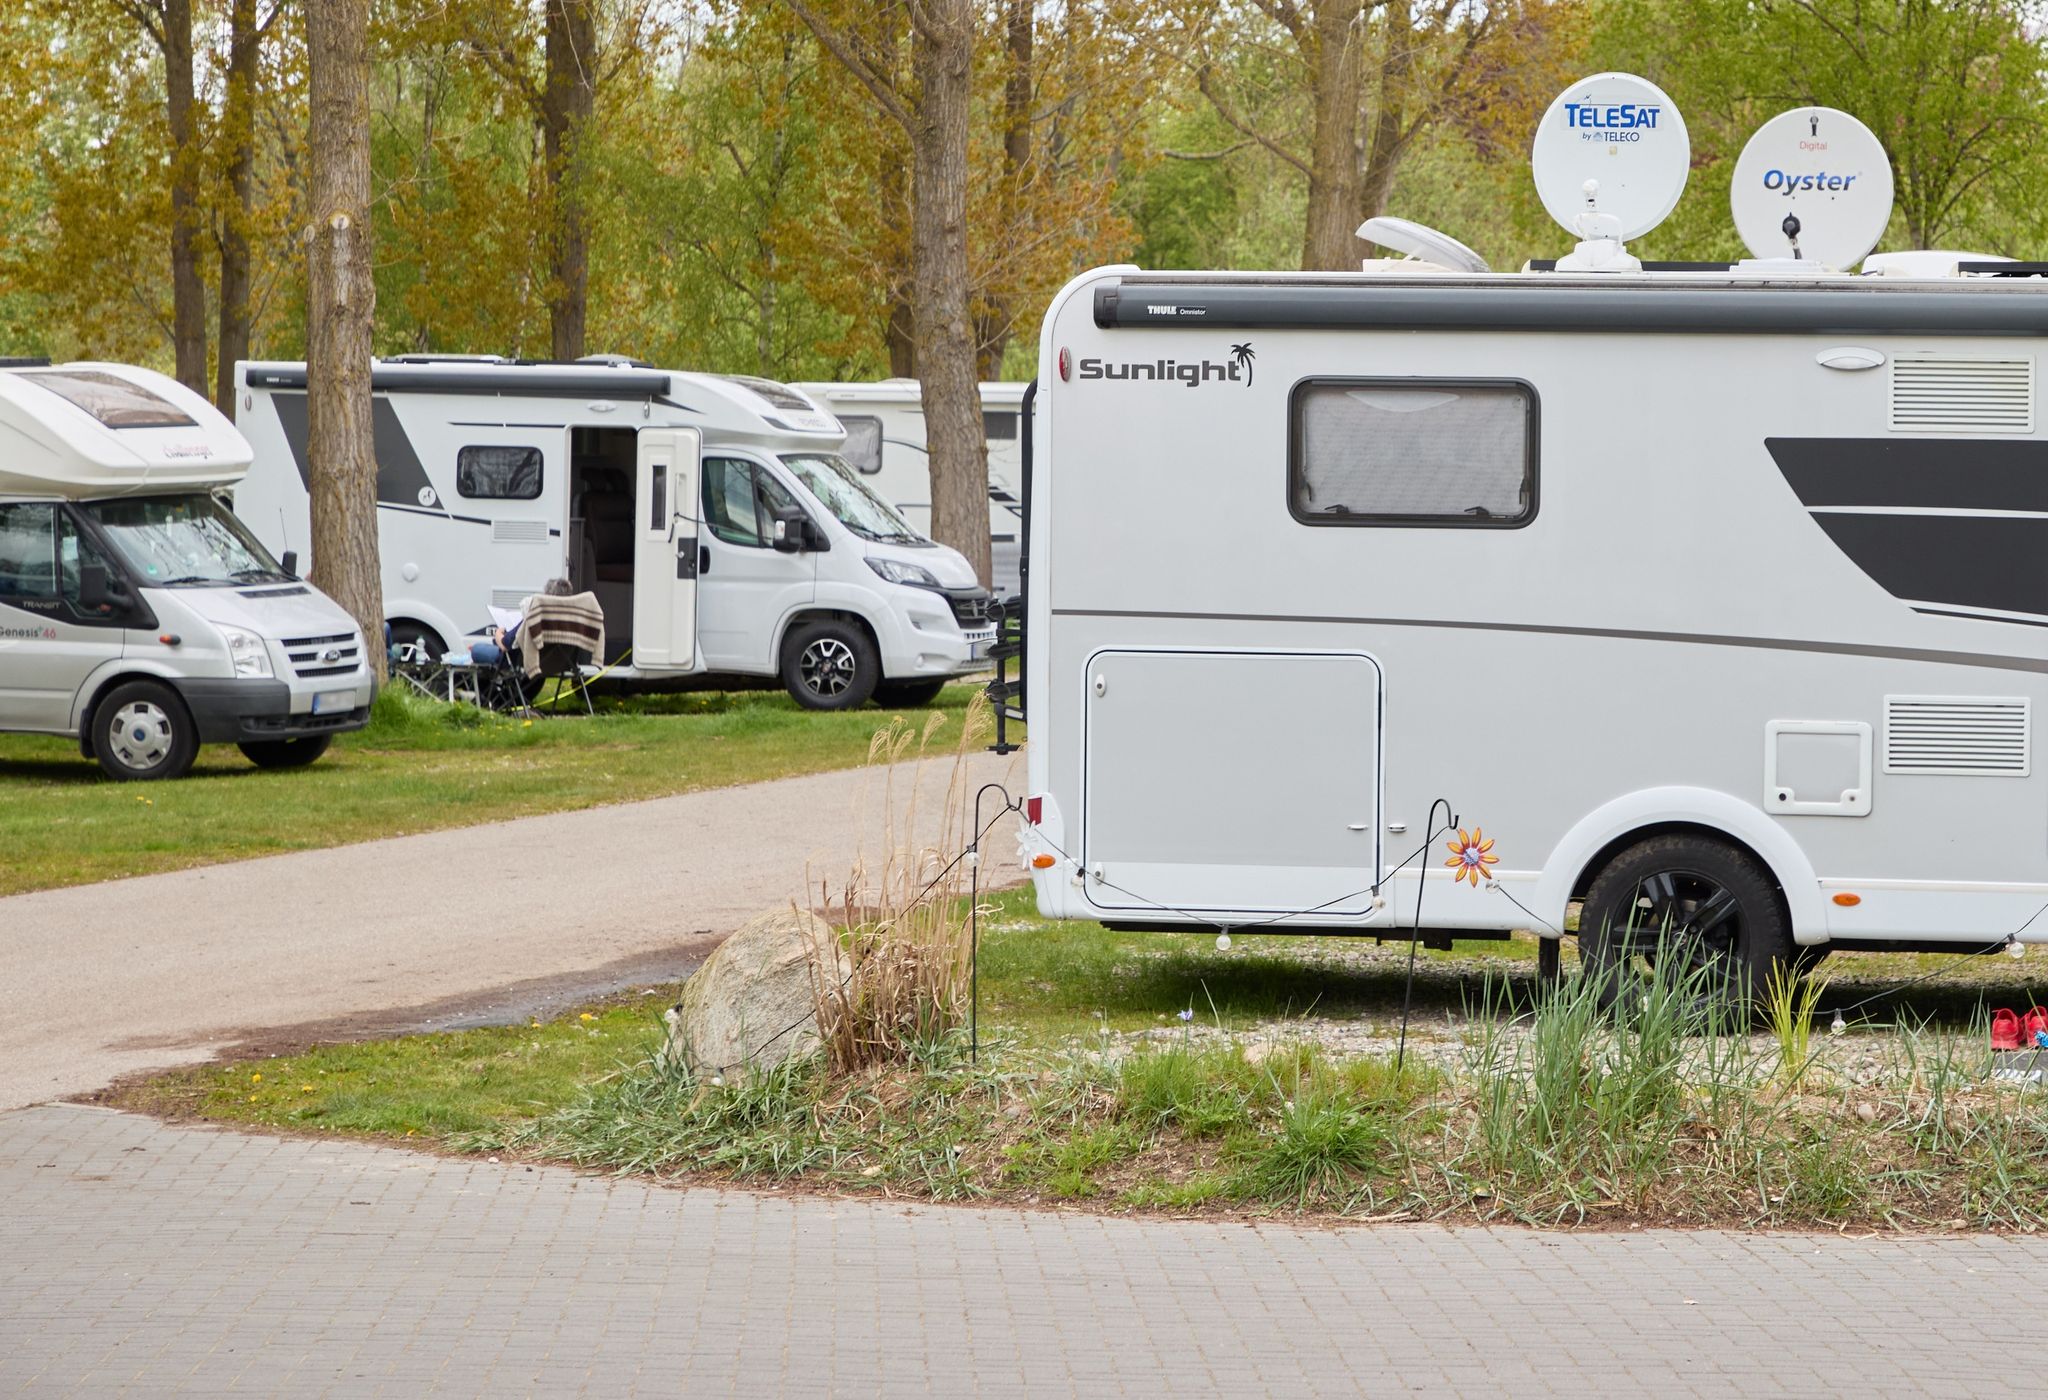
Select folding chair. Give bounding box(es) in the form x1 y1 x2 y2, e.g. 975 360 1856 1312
532 641 596 715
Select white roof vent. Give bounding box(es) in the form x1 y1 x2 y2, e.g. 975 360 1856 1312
1889 355 2033 434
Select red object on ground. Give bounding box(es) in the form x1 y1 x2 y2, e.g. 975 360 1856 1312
2024 1006 2048 1049
1992 1008 2024 1052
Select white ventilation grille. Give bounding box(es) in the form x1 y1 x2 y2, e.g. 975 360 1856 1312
490 587 532 610
1884 696 2030 776
491 518 550 544
1889 355 2033 434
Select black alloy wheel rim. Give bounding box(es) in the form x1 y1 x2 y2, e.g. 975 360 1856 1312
1607 867 1748 987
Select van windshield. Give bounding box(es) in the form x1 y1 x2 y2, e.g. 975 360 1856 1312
81 494 291 587
780 453 928 545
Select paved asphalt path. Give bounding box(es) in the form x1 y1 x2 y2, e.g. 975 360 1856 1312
0 750 1019 1111
5 1103 2043 1398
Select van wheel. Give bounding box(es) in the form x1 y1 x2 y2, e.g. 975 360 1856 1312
388 620 446 666
239 735 334 770
93 680 199 781
874 679 947 708
1579 834 1792 1019
781 620 879 710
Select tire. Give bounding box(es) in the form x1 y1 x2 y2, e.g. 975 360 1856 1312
873 678 947 708
388 620 446 666
238 735 334 770
92 680 199 782
781 619 880 711
1578 834 1792 1018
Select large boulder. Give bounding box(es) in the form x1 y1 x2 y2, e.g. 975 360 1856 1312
663 907 843 1080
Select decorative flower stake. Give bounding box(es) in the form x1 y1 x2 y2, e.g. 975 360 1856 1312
1445 827 1499 886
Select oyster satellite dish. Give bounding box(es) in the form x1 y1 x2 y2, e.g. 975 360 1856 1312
1531 72 1690 241
1730 107 1894 269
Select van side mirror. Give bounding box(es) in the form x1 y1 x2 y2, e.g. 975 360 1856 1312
78 563 111 610
771 507 806 554
281 549 299 578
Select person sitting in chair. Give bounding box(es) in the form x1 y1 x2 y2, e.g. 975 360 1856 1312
470 578 574 666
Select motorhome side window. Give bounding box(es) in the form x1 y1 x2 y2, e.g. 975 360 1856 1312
839 416 883 475
0 502 57 600
702 457 801 548
1289 380 1535 527
456 445 543 500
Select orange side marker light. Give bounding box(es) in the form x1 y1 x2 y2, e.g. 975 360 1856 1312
1031 854 1057 870
1832 893 1861 907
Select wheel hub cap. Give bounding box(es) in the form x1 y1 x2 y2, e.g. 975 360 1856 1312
107 701 173 771
800 639 855 696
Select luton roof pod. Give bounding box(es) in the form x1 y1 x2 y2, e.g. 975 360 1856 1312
0 361 251 498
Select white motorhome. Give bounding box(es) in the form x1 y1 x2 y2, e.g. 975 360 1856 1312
234 359 994 710
0 360 373 780
793 380 1027 595
1012 259 2048 996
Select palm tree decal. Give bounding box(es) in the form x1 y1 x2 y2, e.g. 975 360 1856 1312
1229 342 1255 386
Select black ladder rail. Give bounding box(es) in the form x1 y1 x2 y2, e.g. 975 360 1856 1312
988 377 1034 754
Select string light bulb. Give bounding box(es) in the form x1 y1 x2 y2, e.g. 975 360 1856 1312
1216 933 1232 952
2008 938 2027 959
1829 1011 1846 1037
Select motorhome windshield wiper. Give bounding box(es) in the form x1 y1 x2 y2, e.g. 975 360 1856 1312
153 575 219 587
230 568 292 583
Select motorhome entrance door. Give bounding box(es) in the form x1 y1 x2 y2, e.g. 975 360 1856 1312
1082 649 1382 919
632 428 702 669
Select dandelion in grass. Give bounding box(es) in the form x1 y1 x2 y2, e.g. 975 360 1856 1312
1445 828 1498 886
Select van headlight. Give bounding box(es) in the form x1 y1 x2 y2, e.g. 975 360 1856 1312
866 557 941 589
219 624 273 679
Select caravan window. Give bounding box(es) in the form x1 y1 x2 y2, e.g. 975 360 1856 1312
839 416 884 475
983 409 1019 442
456 445 543 500
1289 380 1535 527
701 457 803 549
0 503 57 600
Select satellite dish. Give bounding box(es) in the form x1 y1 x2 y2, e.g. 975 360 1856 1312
1731 108 1894 269
1356 217 1490 274
1531 73 1691 244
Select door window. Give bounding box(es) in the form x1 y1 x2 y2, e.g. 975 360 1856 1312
58 513 121 619
0 503 56 600
702 457 764 547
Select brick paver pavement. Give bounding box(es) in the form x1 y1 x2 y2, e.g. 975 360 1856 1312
2 1105 2041 1397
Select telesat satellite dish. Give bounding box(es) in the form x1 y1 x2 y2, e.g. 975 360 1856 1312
1531 72 1691 269
1730 107 1894 269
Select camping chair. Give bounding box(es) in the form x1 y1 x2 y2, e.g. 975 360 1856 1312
531 641 596 715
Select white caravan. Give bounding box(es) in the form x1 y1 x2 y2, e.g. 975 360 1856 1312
233 359 994 710
793 380 1027 595
1009 260 2048 993
0 360 372 780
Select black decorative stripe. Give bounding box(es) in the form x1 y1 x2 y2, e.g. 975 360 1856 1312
1811 512 2048 618
1768 438 2048 512
1091 280 2048 336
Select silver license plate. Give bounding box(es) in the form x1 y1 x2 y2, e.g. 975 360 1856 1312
311 689 358 715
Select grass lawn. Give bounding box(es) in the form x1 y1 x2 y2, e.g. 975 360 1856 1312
117 887 2048 1231
0 681 992 897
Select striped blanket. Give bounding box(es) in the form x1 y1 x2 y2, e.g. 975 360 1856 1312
515 591 607 678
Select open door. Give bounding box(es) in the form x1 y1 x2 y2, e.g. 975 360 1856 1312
632 428 701 670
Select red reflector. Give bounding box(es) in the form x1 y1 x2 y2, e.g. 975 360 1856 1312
1026 796 1043 824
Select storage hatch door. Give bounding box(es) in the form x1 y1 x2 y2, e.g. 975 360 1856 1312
1082 649 1381 918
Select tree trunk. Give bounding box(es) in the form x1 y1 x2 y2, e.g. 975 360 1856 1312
909 0 991 584
976 0 1034 381
879 143 915 378
1355 0 1413 228
305 0 385 680
543 0 597 361
215 0 261 411
162 0 209 394
1301 0 1365 271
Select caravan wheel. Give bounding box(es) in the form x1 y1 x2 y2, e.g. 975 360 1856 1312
1578 835 1792 1019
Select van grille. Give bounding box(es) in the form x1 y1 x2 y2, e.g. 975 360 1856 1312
1889 356 2033 434
946 591 993 627
282 631 362 679
1884 696 2029 775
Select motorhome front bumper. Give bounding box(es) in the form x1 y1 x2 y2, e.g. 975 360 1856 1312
171 678 374 743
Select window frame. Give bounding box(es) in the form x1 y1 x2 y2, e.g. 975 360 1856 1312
455 444 545 501
836 414 885 475
1285 376 1540 530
